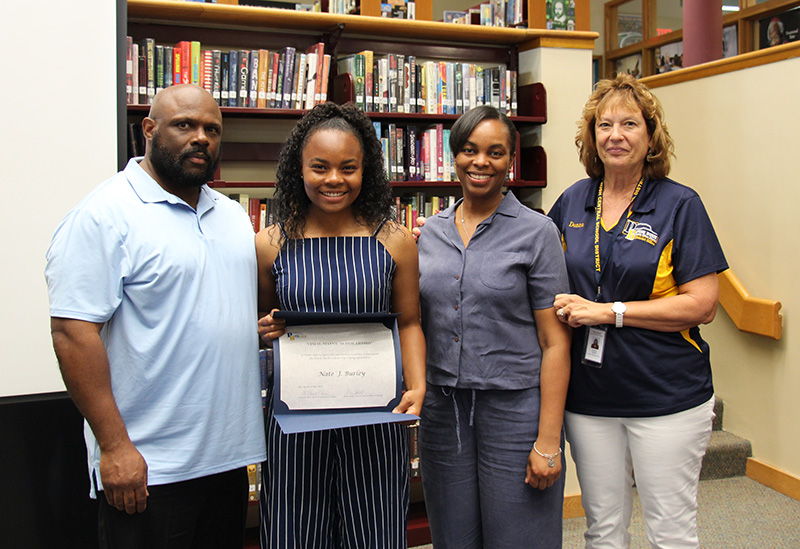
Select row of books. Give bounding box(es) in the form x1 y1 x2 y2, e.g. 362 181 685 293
127 37 332 110
443 0 524 28
396 193 458 231
375 121 516 184
338 52 518 116
230 194 277 233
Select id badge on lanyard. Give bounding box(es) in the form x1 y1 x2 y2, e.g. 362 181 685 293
581 178 642 368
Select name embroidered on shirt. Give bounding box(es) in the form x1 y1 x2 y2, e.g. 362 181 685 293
623 220 659 245
568 221 585 228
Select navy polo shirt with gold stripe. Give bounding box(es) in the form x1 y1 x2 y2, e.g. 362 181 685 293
548 177 728 418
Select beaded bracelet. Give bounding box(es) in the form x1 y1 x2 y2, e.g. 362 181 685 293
533 441 563 468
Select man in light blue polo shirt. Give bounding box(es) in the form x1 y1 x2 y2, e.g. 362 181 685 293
45 84 265 548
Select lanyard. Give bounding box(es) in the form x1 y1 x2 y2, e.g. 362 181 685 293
593 177 644 301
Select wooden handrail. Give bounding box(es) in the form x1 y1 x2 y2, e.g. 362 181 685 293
718 270 782 340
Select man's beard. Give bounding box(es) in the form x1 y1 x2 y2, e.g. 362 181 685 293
150 131 220 189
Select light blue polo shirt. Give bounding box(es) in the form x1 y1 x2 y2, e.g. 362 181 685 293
46 158 266 495
418 192 569 390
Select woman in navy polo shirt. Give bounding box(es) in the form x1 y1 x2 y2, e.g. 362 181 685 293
549 75 728 548
418 105 572 548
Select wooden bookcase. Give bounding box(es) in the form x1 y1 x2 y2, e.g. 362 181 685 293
126 0 550 210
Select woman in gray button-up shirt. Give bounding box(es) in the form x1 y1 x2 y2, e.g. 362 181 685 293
417 105 571 548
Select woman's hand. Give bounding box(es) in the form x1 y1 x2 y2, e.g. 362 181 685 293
525 443 562 490
257 308 286 345
553 293 611 328
411 216 426 242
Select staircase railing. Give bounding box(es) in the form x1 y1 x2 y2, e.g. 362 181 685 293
718 270 782 339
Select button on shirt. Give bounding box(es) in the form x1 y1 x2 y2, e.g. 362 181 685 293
418 192 569 390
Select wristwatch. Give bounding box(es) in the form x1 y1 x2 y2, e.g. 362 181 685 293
612 301 626 328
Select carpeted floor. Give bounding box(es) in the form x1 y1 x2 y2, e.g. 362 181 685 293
414 476 800 548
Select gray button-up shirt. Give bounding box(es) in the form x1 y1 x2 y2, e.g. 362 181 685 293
418 192 569 390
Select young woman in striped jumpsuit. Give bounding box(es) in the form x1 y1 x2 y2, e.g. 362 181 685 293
255 102 426 548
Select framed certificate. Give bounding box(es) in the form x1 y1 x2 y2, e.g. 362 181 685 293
272 311 418 434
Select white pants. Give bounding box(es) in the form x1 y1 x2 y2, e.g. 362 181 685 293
565 397 715 549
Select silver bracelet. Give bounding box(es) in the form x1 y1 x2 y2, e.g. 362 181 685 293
533 441 563 468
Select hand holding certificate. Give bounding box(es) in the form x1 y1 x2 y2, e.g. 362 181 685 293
272 312 419 434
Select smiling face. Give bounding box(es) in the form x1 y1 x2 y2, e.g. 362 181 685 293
595 99 652 179
301 128 363 217
454 119 514 203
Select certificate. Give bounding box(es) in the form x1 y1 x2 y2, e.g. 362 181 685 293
279 322 396 410
272 312 419 434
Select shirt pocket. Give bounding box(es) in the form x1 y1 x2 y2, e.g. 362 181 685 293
479 252 523 291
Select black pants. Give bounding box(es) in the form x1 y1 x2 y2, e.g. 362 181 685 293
97 467 249 549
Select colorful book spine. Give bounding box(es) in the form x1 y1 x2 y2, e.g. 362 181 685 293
190 41 201 85
257 49 270 109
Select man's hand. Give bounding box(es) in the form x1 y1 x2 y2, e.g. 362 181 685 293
100 442 149 514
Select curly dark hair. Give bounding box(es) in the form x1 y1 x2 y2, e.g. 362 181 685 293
576 74 675 180
274 102 393 240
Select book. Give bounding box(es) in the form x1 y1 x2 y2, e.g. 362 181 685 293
228 50 239 106
319 53 332 103
249 197 261 232
164 46 174 89
155 45 165 95
211 50 222 104
292 52 306 109
248 50 260 108
280 46 297 109
358 50 374 112
238 50 250 107
202 49 213 96
138 48 147 104
126 37 134 104
139 38 156 103
303 49 318 110
268 51 279 108
190 41 201 85
257 49 270 108
274 49 286 109
220 51 230 105
174 40 191 85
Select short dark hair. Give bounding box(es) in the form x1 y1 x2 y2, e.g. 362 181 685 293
449 105 517 158
576 74 675 180
274 102 393 239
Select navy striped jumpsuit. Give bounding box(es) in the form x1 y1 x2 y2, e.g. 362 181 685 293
260 226 410 549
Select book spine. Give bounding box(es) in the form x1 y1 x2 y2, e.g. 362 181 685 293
202 49 213 96
155 45 165 94
267 52 278 108
140 38 155 104
137 47 147 104
257 49 269 109
435 123 444 181
406 125 418 181
275 51 286 109
126 37 134 104
293 52 306 109
248 50 259 108
190 41 201 85
396 55 405 113
163 46 173 89
282 47 297 109
228 50 239 107
220 51 230 106
212 50 221 104
238 50 250 108
319 54 331 104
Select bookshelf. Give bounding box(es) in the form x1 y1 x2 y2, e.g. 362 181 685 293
126 0 552 230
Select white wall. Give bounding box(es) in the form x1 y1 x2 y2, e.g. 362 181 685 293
651 57 800 477
0 1 118 398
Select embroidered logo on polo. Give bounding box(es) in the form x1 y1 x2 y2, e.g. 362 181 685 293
568 221 585 228
623 220 659 245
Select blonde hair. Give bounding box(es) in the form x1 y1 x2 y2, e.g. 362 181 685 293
576 74 674 180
